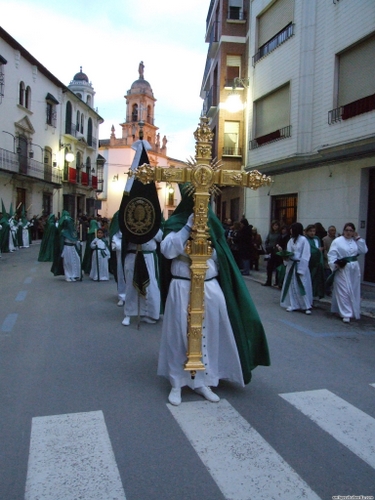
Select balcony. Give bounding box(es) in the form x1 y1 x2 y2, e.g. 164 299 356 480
222 146 242 157
328 94 375 124
0 148 61 185
249 125 292 149
253 23 294 66
207 21 220 59
202 85 218 117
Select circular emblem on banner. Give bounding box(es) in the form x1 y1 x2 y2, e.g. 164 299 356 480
124 196 156 236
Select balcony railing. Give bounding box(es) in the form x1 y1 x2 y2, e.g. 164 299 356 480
249 125 292 149
328 94 375 124
0 148 62 184
227 7 246 20
223 146 242 156
253 23 294 66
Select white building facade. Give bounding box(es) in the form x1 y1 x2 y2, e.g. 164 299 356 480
242 0 374 282
0 27 104 221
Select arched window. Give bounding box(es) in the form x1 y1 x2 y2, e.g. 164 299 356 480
87 118 93 146
19 81 25 106
86 95 91 106
76 93 82 99
132 104 138 122
65 101 72 134
147 105 152 124
76 110 80 131
25 86 31 109
80 113 84 134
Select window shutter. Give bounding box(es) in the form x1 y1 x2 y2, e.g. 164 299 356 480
339 36 375 106
255 84 290 137
258 0 294 47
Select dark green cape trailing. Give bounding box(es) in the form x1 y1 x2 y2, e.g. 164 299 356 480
38 214 57 262
306 236 325 299
51 211 80 276
161 187 270 385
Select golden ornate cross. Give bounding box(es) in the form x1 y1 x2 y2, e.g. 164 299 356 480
130 116 272 376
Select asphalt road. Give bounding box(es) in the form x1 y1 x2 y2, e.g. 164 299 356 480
1 243 374 500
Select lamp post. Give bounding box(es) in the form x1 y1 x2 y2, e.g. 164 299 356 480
225 77 250 113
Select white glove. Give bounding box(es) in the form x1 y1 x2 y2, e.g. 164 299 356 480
186 213 194 229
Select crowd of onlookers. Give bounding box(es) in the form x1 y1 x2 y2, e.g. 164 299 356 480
222 217 339 294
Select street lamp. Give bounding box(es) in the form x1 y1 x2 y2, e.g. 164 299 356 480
225 77 250 113
59 141 74 163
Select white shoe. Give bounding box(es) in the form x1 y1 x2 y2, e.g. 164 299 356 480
305 309 312 315
343 317 350 323
122 316 130 326
141 317 156 324
194 386 220 403
117 300 124 306
286 306 293 312
168 388 181 406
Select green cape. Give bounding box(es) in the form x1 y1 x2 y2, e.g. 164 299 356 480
38 214 56 262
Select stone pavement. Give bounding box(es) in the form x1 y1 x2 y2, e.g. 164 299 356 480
243 264 375 319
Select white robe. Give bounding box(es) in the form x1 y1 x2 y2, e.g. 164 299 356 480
124 230 162 320
21 223 30 248
90 237 110 281
280 235 313 311
61 239 81 281
157 226 244 390
9 218 17 251
328 236 368 319
111 231 126 301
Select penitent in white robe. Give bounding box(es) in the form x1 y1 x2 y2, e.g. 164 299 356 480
124 230 163 320
90 237 110 281
61 239 81 281
280 235 313 311
328 235 368 319
157 225 244 390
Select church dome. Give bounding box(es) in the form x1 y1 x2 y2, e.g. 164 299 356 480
72 67 89 83
127 61 154 98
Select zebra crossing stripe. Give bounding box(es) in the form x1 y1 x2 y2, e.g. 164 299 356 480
370 383 375 389
280 389 375 470
25 411 126 500
168 399 321 500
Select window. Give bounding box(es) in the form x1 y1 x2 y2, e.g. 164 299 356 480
87 118 93 146
65 101 72 134
80 113 84 134
19 81 25 106
251 83 291 148
333 35 375 121
254 0 294 64
46 93 58 127
132 104 138 122
228 0 244 20
76 111 80 131
271 194 297 227
0 55 6 104
223 121 241 155
25 86 31 109
225 55 241 88
86 95 91 106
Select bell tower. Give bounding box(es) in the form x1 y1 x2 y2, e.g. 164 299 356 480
121 61 158 148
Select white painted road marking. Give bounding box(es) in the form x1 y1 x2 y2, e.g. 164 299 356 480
25 411 126 500
1 313 18 333
168 399 321 500
280 389 375 470
16 290 28 301
24 277 33 284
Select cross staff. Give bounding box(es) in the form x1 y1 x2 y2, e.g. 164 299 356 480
130 116 272 376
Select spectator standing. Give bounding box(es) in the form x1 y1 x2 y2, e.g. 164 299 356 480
238 218 253 275
250 227 263 271
263 220 281 286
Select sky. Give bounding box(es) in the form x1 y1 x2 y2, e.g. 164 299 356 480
0 0 209 160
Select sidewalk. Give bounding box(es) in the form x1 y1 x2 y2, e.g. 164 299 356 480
243 264 375 319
